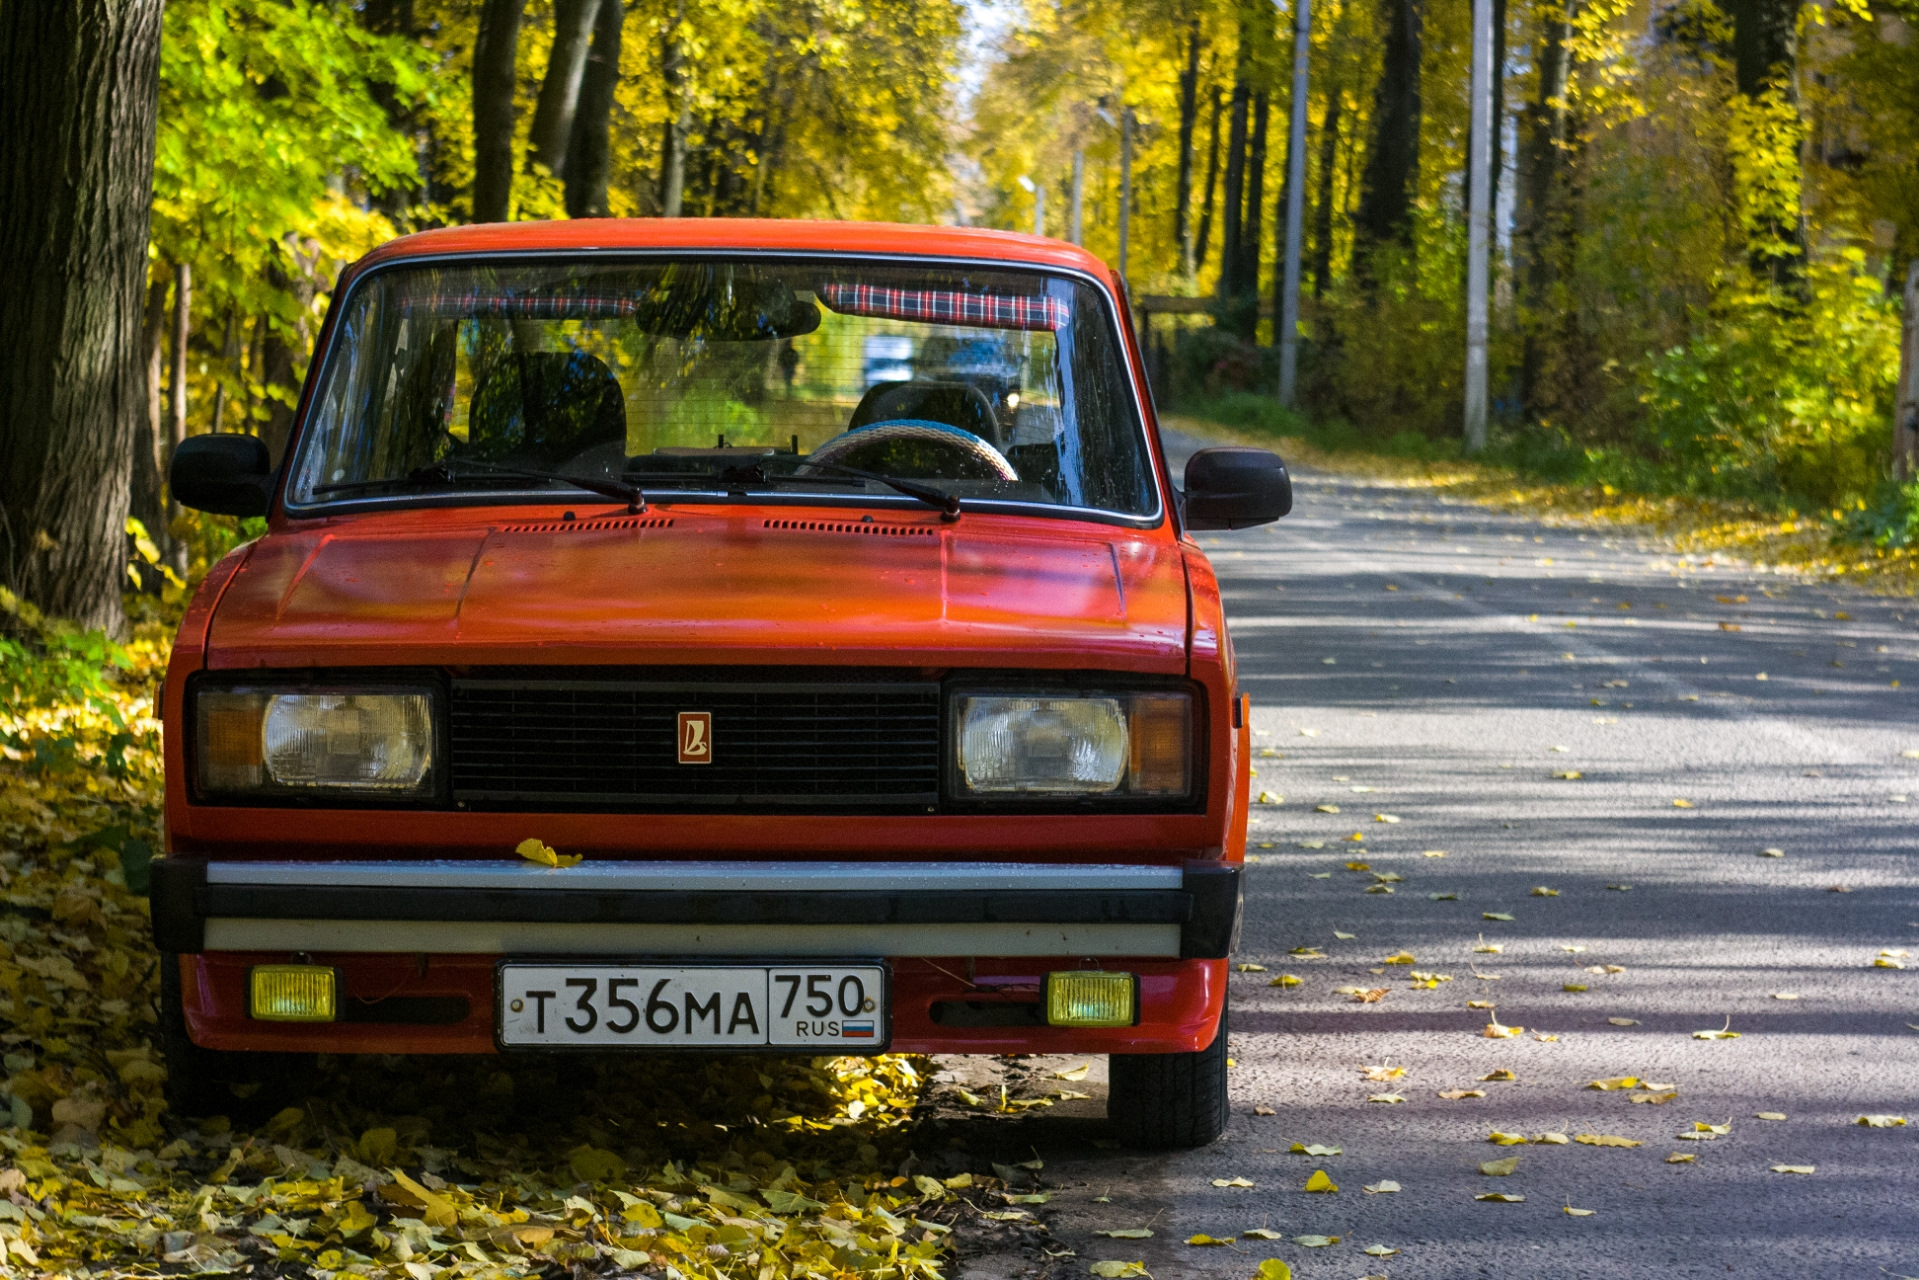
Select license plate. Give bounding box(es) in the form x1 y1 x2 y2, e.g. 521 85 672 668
496 962 889 1050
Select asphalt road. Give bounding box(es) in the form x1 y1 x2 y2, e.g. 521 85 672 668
937 433 1919 1280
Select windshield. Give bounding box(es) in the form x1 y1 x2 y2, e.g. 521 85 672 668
288 257 1159 519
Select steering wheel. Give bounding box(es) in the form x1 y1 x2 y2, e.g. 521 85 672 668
805 418 1018 482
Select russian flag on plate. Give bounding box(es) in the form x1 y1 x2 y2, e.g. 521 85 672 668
841 1021 875 1038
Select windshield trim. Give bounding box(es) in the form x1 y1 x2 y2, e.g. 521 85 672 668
277 249 1167 529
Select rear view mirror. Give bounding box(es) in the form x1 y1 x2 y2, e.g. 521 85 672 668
171 434 273 518
1182 447 1292 530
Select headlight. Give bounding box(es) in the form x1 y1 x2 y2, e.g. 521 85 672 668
954 691 1192 798
196 686 436 797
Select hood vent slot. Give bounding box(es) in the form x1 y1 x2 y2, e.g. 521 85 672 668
498 515 675 534
762 518 936 538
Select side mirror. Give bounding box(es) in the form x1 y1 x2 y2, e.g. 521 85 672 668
170 434 273 518
1183 447 1292 530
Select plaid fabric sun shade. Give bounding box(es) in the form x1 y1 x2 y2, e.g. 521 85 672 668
815 283 1069 332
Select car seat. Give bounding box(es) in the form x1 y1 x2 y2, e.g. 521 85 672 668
467 350 626 466
850 381 1005 449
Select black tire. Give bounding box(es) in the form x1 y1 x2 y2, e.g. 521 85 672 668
1106 997 1229 1149
158 952 312 1119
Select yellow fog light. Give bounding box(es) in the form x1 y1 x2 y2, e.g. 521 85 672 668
1045 971 1136 1027
248 966 336 1022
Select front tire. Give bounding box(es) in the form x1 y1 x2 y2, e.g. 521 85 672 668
158 953 311 1119
1106 997 1229 1149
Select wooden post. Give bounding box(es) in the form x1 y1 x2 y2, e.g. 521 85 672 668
1897 259 1919 481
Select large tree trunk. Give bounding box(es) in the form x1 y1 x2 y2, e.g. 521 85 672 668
658 0 689 217
1174 14 1202 279
564 0 622 217
529 0 602 181
1354 0 1423 260
0 0 164 634
1194 87 1224 274
472 0 528 222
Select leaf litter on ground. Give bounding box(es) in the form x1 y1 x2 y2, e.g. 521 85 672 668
0 602 965 1280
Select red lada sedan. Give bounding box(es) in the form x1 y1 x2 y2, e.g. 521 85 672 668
154 219 1291 1148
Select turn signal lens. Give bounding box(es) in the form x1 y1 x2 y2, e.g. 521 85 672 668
248 966 336 1022
198 691 269 791
1127 694 1192 795
1045 971 1136 1027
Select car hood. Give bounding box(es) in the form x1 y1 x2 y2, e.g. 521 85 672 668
205 509 1191 672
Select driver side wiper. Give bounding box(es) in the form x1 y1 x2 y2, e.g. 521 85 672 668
792 460 962 521
316 461 646 513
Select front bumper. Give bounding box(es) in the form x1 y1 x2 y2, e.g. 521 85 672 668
151 858 1242 960
152 857 1239 1055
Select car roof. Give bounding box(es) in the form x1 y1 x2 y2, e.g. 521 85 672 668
352 218 1121 287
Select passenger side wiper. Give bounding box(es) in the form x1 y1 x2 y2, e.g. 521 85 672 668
792 460 962 521
316 461 646 513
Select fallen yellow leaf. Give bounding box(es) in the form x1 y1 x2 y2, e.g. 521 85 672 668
1242 1228 1284 1241
1574 1134 1643 1148
1666 1153 1695 1164
1476 1193 1526 1202
1856 1114 1907 1127
1483 912 1515 922
516 837 583 868
1254 1105 1277 1116
1439 1089 1486 1100
1532 1132 1570 1145
1588 1076 1641 1091
1089 1263 1149 1278
1672 798 1693 808
1212 1176 1256 1188
1095 1228 1153 1239
1692 1018 1741 1040
1269 973 1302 987
1770 1164 1815 1175
1317 804 1341 813
1236 963 1267 972
1483 1021 1523 1039
1424 849 1448 857
1364 1244 1400 1257
1363 1180 1401 1193
1303 1169 1338 1193
1293 1234 1339 1247
1479 1157 1520 1176
1382 951 1416 964
1367 1092 1406 1103
1563 983 1589 992
1756 1112 1787 1121
1563 1206 1596 1217
1629 1091 1679 1105
1187 1233 1234 1246
1467 999 1496 1010
1290 1142 1342 1156
1608 1017 1640 1026
1362 1064 1405 1080
1254 1261 1292 1280
1481 1069 1517 1082
1054 1062 1092 1081
1532 886 1560 897
1487 1131 1528 1146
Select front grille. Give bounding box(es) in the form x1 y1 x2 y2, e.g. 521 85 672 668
449 675 942 808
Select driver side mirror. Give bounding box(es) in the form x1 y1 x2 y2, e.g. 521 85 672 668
1183 447 1292 530
170 434 273 518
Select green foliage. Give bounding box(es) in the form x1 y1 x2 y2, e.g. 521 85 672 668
1841 479 1919 550
1638 255 1901 506
0 589 137 782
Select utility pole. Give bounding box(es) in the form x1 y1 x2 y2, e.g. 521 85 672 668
1463 0 1493 452
1897 259 1919 480
1118 107 1135 283
1277 0 1311 408
1070 150 1085 245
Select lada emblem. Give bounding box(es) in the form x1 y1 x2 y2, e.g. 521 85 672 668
676 711 712 764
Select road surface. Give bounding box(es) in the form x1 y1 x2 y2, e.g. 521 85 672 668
937 434 1919 1280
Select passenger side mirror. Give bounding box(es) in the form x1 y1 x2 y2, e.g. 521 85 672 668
170 434 273 518
1182 447 1292 530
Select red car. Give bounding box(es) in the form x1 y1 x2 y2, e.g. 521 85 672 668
154 219 1291 1148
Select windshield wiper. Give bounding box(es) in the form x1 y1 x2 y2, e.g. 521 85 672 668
792 460 962 521
621 461 961 520
316 461 646 513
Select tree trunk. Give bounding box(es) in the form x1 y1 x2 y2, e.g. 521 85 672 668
1354 0 1423 258
529 0 602 181
1729 0 1806 287
1311 82 1344 297
472 0 528 222
1194 87 1224 274
258 262 302 468
1218 69 1251 304
0 0 164 634
564 0 622 217
1174 14 1202 279
1490 0 1506 231
129 273 168 593
658 0 689 217
1235 88 1269 339
1517 0 1573 412
165 259 190 578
